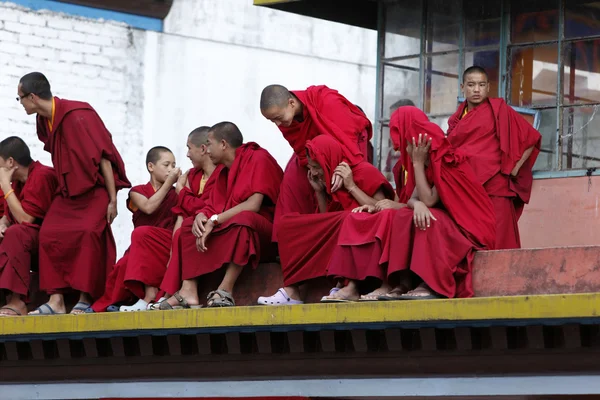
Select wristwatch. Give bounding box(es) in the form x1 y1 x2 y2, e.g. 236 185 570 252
209 214 219 226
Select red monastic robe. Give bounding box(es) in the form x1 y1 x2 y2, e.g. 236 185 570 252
0 161 57 297
36 97 131 299
273 85 372 240
278 135 394 287
446 98 541 249
328 107 496 298
91 183 177 312
158 165 225 296
179 143 283 281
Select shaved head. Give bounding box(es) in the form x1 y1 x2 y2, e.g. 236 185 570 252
146 146 173 166
0 136 33 166
188 126 210 147
209 121 243 148
19 72 52 100
260 84 293 110
463 66 489 82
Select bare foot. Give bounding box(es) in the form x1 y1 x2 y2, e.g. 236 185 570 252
29 294 66 315
378 284 411 300
165 289 200 309
0 298 27 316
327 285 360 301
359 283 392 301
401 283 442 299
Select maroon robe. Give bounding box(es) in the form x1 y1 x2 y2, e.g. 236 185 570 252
279 135 394 287
447 98 541 249
91 183 177 312
273 85 372 241
37 97 131 298
159 165 225 296
179 143 282 282
328 107 496 298
0 161 57 298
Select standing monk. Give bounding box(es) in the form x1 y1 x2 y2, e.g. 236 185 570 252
152 127 224 308
447 66 541 249
90 146 179 312
0 137 57 316
18 72 131 315
260 84 371 241
160 122 283 309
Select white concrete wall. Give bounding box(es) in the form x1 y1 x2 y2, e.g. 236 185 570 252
0 0 377 256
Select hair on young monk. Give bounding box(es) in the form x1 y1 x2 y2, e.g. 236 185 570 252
462 66 489 82
19 72 53 100
146 146 173 167
260 84 293 110
188 126 211 147
210 121 244 148
390 98 415 110
0 136 33 167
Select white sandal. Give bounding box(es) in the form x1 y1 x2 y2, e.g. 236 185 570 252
257 288 304 306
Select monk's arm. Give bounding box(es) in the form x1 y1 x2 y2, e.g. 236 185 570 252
348 186 386 207
214 193 265 225
511 146 535 176
316 191 328 213
0 215 9 228
412 164 439 207
130 184 173 215
100 158 117 204
172 215 183 237
3 193 35 224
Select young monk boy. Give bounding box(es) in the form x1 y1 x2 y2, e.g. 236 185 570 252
260 84 371 241
257 135 394 305
90 146 179 312
160 121 283 309
18 72 131 315
152 127 223 308
0 137 57 316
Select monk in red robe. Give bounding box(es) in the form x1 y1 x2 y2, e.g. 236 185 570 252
18 72 131 315
151 127 224 308
89 147 179 312
260 84 371 241
323 106 496 301
447 66 541 249
160 122 282 309
257 135 394 305
0 137 57 316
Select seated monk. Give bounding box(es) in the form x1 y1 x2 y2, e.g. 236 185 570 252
19 72 131 315
89 146 179 312
257 135 394 306
260 84 372 241
160 121 283 309
151 127 224 309
324 106 496 302
0 137 57 316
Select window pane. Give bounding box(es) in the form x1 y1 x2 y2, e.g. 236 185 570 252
424 53 460 115
562 106 600 169
565 1 600 39
463 0 501 47
379 125 398 183
384 0 422 58
383 59 420 119
509 45 558 107
429 115 450 133
465 50 500 97
533 108 558 171
425 0 460 52
564 39 600 105
511 0 559 44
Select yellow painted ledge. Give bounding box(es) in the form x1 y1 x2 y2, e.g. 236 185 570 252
1 294 599 337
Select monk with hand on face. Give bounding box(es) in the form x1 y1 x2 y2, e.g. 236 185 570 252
0 137 57 316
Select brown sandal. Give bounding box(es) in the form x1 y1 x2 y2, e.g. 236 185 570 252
159 291 202 310
207 289 235 308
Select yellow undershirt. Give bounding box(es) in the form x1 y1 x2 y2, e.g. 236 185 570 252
198 174 208 195
462 107 468 118
47 97 56 131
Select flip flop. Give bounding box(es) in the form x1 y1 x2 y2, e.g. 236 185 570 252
70 301 91 314
0 306 22 316
398 293 444 300
320 297 354 303
359 289 392 302
29 303 64 315
378 286 411 301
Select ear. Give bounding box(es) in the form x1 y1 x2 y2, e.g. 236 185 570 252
147 162 154 172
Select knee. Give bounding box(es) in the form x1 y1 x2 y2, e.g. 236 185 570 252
3 224 31 241
130 226 154 243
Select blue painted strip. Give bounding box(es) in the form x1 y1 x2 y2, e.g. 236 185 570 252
1 0 163 31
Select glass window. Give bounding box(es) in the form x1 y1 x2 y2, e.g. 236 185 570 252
429 115 451 133
563 39 600 105
509 45 559 107
379 125 398 183
425 0 460 52
464 50 500 97
532 108 558 171
424 53 460 114
562 106 600 169
565 1 600 39
384 0 423 58
511 0 559 44
382 58 420 119
463 0 501 47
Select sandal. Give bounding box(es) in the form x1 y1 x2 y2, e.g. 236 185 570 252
70 301 91 314
399 284 444 300
359 287 392 301
0 306 22 316
159 291 201 310
378 285 411 301
29 303 64 315
257 288 303 306
206 289 235 308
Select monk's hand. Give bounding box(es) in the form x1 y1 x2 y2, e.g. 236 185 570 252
333 162 355 192
331 174 343 193
176 169 189 194
375 199 406 212
307 170 325 193
106 200 118 224
412 201 437 231
352 204 375 213
0 166 17 191
198 220 214 252
166 167 182 187
411 134 432 167
192 213 208 238
0 224 8 239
